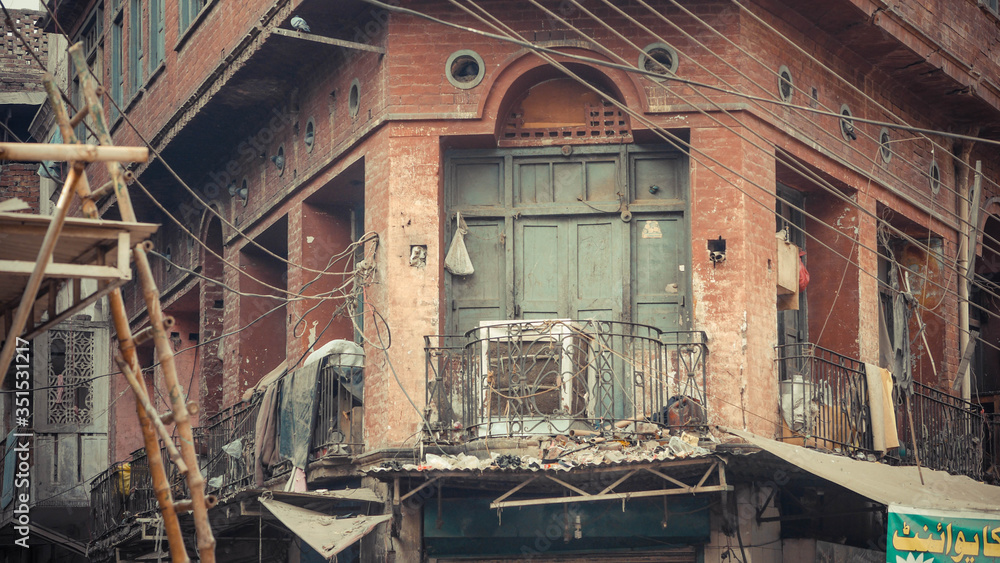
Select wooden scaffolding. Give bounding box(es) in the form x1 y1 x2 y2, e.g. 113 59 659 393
0 43 215 563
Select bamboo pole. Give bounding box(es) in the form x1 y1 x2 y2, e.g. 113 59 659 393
68 44 135 222
59 53 195 562
114 354 188 475
134 242 216 562
109 288 190 563
0 142 148 163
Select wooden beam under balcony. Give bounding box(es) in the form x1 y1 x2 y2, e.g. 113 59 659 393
271 28 385 53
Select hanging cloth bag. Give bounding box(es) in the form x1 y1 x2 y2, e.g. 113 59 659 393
444 212 475 276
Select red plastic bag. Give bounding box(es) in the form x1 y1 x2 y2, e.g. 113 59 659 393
799 250 810 291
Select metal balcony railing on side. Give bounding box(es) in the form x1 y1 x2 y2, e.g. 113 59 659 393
89 461 131 540
127 449 155 518
425 321 708 440
203 399 259 499
774 343 874 456
424 334 470 440
201 359 364 495
986 413 1000 484
891 382 984 480
312 361 364 458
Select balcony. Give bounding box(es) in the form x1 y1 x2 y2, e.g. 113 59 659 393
425 320 708 440
89 357 363 543
775 343 986 480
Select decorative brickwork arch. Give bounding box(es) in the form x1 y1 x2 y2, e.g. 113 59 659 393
198 208 225 418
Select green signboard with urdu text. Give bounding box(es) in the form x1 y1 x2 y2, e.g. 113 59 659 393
889 505 1000 563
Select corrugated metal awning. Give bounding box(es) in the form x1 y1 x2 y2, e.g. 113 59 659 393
259 497 390 560
726 428 1000 515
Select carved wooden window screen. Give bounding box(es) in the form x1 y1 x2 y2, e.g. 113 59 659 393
46 329 94 426
500 100 632 147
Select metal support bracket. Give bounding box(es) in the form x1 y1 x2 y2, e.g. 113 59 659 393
490 459 732 509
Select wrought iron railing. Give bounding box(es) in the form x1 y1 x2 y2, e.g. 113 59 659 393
776 343 988 479
986 413 1000 484
312 362 364 457
203 399 259 499
774 343 874 455
127 449 154 518
893 382 984 479
200 358 364 496
89 449 156 540
425 321 708 439
89 461 130 539
91 354 366 534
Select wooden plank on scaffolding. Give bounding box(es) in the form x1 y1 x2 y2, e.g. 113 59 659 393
0 213 157 319
0 260 126 279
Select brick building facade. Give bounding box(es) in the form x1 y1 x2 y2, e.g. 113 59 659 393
1 8 48 212
7 0 1000 561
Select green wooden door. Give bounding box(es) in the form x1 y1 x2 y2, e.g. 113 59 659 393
632 215 686 331
447 146 688 336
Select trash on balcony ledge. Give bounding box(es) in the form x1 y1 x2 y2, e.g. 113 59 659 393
367 431 712 474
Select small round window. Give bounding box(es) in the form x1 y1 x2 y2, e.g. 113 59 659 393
879 128 892 163
348 78 360 118
638 42 678 80
929 160 941 194
272 145 285 176
304 118 315 153
229 178 249 207
839 104 857 142
446 50 485 89
777 65 793 103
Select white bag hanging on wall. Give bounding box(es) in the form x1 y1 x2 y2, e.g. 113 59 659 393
444 212 474 276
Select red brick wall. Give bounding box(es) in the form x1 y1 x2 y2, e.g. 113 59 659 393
0 163 41 213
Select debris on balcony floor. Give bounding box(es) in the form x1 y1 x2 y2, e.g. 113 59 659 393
370 430 713 473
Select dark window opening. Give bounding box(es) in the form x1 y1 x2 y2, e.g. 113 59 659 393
450 56 479 83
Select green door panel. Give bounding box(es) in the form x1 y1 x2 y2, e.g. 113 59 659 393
515 220 563 319
451 219 505 335
584 159 618 201
632 152 684 201
453 159 503 207
633 215 686 332
572 218 622 321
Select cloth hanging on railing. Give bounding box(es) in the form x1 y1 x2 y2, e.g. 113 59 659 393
865 363 900 452
279 360 322 470
253 383 281 487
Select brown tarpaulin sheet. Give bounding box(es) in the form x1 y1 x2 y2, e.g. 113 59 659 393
259 498 390 560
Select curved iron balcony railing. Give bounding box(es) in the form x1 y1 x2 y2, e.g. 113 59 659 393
426 320 708 440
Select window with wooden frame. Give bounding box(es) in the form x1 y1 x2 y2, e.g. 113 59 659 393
128 0 143 96
178 0 207 35
148 0 164 71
